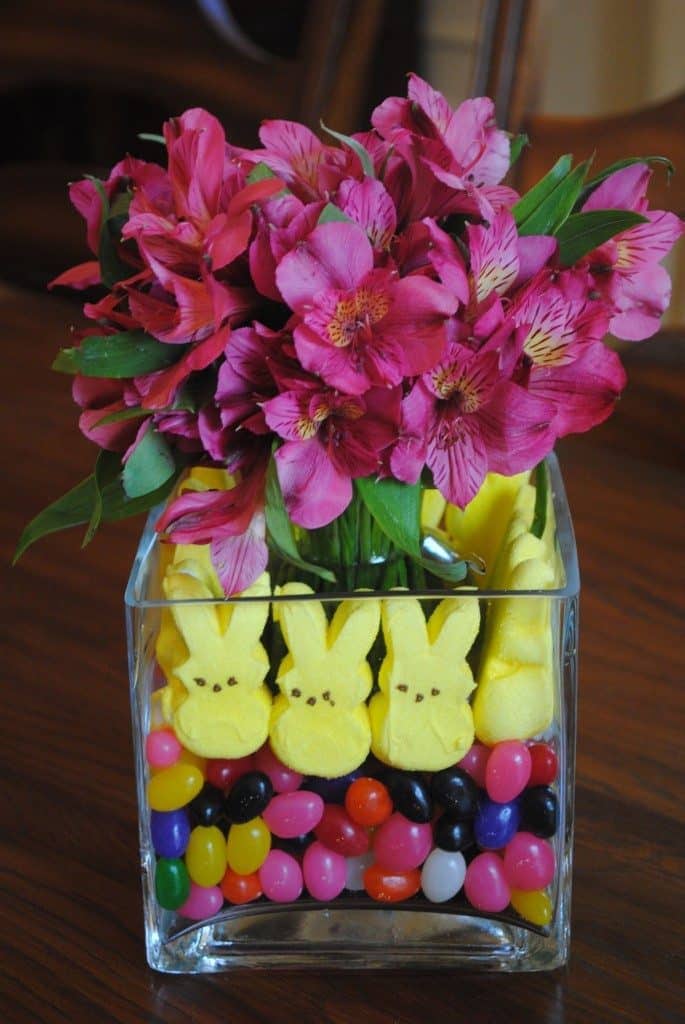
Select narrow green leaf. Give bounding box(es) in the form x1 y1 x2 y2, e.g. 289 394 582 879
122 427 176 499
356 477 421 557
513 154 573 226
94 407 153 428
321 121 376 178
99 211 131 288
518 158 592 236
508 132 530 168
83 450 122 547
52 331 179 378
264 460 336 583
247 161 278 184
531 461 548 539
579 155 675 206
317 203 353 225
556 209 648 266
101 471 181 521
138 132 165 144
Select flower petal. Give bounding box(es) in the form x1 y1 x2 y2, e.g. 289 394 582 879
276 221 374 311
275 438 353 528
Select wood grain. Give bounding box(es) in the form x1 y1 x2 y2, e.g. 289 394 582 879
1 284 683 1023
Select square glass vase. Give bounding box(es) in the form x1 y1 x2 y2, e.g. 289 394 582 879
125 453 579 973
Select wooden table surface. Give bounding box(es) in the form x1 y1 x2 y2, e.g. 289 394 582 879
1 283 683 1023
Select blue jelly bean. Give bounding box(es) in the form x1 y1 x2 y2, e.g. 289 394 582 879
473 798 520 849
150 808 191 858
304 769 363 804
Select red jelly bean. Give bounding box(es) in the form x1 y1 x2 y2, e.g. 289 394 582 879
206 755 255 791
363 863 421 903
503 832 555 890
528 743 558 786
315 804 370 857
221 868 262 905
486 741 531 803
464 852 510 912
373 813 432 872
345 777 393 827
458 743 490 788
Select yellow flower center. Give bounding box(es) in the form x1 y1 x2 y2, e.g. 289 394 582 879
327 288 390 348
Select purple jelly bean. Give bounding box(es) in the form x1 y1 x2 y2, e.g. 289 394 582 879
474 797 520 849
303 841 347 901
304 769 363 803
150 809 191 858
259 850 303 903
177 881 223 920
262 790 324 838
373 812 433 872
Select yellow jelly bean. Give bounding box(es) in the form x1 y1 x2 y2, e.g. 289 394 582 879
510 888 553 927
148 763 203 811
185 825 227 887
226 817 271 875
177 748 207 775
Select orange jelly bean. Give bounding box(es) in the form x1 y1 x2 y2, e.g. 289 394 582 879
221 868 263 905
363 863 421 903
345 777 393 827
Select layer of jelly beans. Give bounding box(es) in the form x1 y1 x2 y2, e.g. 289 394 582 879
145 733 560 928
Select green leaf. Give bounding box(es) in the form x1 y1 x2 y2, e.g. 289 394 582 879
122 427 176 498
93 406 153 428
513 154 573 226
52 330 179 378
83 450 121 547
99 212 131 288
518 158 592 236
138 132 165 144
320 121 376 178
247 161 278 184
531 461 548 539
556 209 648 266
418 556 469 585
317 203 353 225
264 460 336 583
508 132 529 168
356 477 421 557
579 155 674 206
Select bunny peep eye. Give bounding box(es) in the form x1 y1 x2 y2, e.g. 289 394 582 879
396 683 408 693
226 676 238 687
194 677 207 687
291 688 302 698
415 693 424 703
322 690 331 701
431 687 441 697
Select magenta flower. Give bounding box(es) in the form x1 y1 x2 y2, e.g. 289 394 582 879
336 178 397 251
466 210 557 309
249 193 325 302
275 221 457 395
263 376 401 528
252 120 351 203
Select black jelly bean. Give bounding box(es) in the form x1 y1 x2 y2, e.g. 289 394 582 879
384 771 433 823
275 831 316 855
519 786 558 837
430 767 479 819
189 783 227 828
225 771 274 824
434 813 475 852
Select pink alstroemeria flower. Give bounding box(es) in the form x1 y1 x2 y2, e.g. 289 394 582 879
391 338 555 508
252 120 351 203
276 221 457 395
249 193 325 302
467 210 557 309
263 378 401 528
581 163 684 340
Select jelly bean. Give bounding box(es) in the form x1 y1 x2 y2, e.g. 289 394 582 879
206 755 255 791
274 831 316 856
225 771 274 824
221 868 262 905
373 813 433 872
520 786 558 837
503 832 555 890
510 888 553 927
345 850 375 891
384 771 433 823
345 777 393 827
254 744 303 794
148 763 203 811
177 749 206 775
485 741 531 803
528 743 558 787
458 742 490 788
314 805 370 857
259 850 303 903
150 809 191 858
434 813 475 853
155 857 190 910
226 817 271 875
363 863 421 903
464 853 510 912
185 825 227 887
421 849 467 903
189 783 226 828
262 790 324 838
178 881 224 920
303 841 347 901
431 767 479 819
474 798 520 849
304 769 363 804
145 728 182 769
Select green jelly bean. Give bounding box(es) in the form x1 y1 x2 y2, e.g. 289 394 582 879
155 857 190 910
148 763 204 811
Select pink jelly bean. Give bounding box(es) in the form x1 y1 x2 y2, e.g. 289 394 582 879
262 791 324 838
314 804 370 857
464 852 511 912
178 882 223 920
303 841 347 901
205 755 255 791
373 812 433 872
458 743 490 788
259 850 304 903
254 744 304 794
145 728 182 769
485 741 532 802
503 832 555 891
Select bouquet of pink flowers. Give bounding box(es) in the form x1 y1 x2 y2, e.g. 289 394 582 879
16 74 683 593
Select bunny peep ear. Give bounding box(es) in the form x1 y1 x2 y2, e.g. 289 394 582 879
221 571 271 648
273 582 329 665
381 596 428 659
164 569 222 653
328 596 381 660
427 597 480 662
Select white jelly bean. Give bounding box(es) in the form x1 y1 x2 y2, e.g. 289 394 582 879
421 848 467 903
